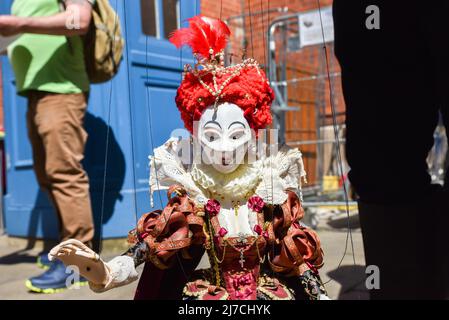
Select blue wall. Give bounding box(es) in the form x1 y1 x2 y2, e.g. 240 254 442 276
0 0 199 239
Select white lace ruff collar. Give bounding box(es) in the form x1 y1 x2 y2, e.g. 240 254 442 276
149 138 307 206
190 162 262 200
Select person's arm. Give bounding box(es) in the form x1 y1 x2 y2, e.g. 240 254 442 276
0 0 93 37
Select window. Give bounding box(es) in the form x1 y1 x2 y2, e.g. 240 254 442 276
162 0 179 38
141 0 157 37
141 0 180 39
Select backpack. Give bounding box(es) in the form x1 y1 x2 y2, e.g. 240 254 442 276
60 0 125 84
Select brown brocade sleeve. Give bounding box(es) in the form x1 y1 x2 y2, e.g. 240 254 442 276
268 191 324 277
125 185 205 269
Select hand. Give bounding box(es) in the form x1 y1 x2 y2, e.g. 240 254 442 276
49 239 111 286
0 15 23 36
299 270 331 300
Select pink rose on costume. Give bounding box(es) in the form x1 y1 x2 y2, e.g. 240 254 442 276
262 231 269 240
247 195 265 212
205 199 221 217
253 224 263 235
218 227 228 237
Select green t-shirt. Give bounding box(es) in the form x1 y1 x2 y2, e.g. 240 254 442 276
8 0 90 95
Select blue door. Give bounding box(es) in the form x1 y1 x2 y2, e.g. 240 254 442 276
1 0 199 239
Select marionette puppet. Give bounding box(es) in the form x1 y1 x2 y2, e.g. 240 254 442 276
49 15 329 300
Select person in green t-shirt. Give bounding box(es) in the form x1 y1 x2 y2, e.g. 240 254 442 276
0 0 95 294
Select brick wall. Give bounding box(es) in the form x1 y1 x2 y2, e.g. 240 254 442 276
201 0 343 185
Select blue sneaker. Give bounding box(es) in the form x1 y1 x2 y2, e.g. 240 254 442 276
25 260 88 294
36 252 52 270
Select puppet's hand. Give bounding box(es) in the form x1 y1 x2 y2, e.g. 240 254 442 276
48 239 110 286
299 270 331 300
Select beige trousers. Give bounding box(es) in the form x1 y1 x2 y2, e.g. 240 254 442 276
26 91 94 245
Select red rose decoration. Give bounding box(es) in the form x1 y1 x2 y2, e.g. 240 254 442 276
218 227 228 237
247 195 265 212
205 199 221 217
253 224 263 235
262 231 269 240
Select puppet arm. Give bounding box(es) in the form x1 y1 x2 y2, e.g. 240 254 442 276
49 239 139 293
267 190 330 300
49 185 205 293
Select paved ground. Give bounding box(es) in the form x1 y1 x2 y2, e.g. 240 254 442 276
0 213 367 300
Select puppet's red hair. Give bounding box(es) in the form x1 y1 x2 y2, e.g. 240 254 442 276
176 66 274 134
170 15 274 134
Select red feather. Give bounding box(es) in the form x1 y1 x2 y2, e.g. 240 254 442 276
169 15 231 58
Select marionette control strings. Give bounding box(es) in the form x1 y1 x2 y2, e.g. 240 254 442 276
260 0 267 69
260 0 276 272
173 0 189 282
122 3 139 230
145 10 163 210
315 0 357 286
248 0 276 276
248 0 255 58
99 0 119 254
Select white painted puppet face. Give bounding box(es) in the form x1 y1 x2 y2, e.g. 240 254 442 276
197 103 252 174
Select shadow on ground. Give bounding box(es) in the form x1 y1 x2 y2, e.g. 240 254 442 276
0 249 38 265
326 264 369 300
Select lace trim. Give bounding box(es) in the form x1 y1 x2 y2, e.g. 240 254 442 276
255 145 307 204
190 163 262 200
148 139 307 206
149 138 207 206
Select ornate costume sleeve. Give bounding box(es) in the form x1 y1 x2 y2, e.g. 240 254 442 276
126 184 205 270
266 191 327 299
267 191 323 276
89 185 205 293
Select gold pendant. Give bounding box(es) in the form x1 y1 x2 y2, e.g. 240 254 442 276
233 201 240 217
